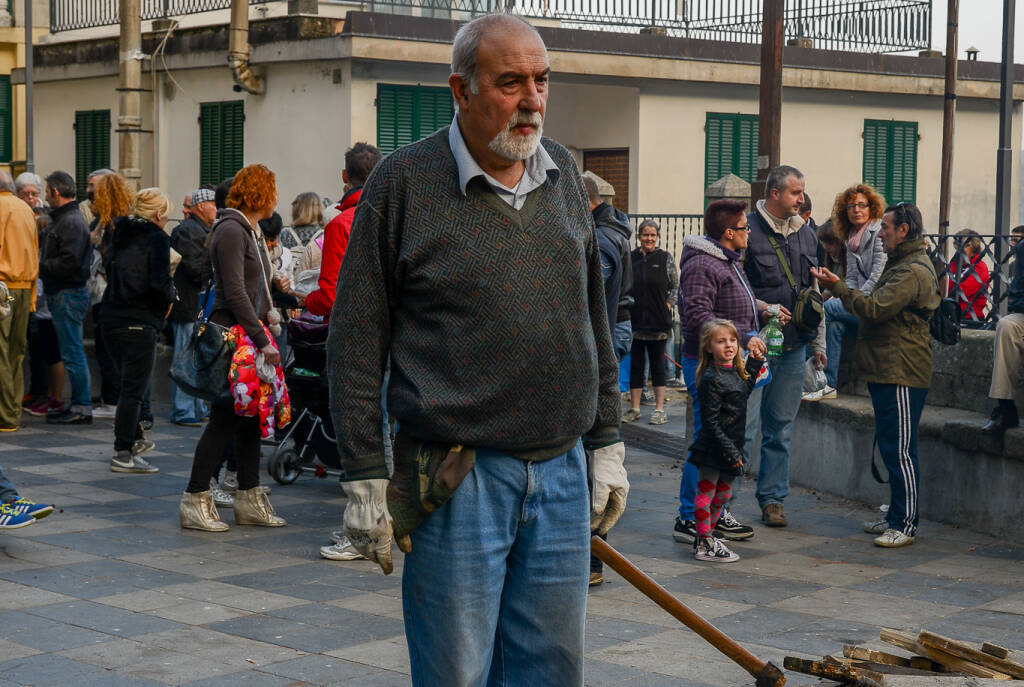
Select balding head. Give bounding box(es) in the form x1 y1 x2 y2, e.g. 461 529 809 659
451 14 545 95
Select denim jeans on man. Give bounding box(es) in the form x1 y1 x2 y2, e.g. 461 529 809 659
402 442 589 687
613 320 632 362
108 326 157 452
824 298 859 388
746 345 806 508
48 286 92 410
868 383 927 536
0 464 19 502
170 320 208 422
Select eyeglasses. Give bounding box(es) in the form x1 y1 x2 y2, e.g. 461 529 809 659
846 203 870 211
728 226 751 232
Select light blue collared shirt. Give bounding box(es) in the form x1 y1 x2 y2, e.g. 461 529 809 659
448 115 560 210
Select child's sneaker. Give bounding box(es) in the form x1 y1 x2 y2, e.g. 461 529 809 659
694 536 740 562
8 498 54 520
0 503 36 529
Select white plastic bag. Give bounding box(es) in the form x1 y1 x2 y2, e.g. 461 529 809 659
803 357 826 394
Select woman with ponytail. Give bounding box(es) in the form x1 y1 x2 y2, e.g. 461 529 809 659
100 187 177 474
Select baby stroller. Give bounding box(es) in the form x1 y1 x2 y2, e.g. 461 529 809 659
266 317 343 485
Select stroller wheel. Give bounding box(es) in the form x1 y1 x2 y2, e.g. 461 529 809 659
268 448 301 485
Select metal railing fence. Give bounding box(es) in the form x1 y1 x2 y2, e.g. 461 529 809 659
627 214 703 262
924 233 1015 329
51 0 932 54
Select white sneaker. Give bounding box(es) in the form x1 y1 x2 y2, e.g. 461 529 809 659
110 452 158 474
209 479 235 508
862 519 888 534
694 536 740 562
132 439 155 455
92 404 117 418
330 529 345 544
220 469 238 493
819 385 838 400
874 528 914 548
320 536 367 561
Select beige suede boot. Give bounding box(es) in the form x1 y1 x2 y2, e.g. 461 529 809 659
233 487 286 527
180 491 229 532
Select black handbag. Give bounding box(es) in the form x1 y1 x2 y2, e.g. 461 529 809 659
169 285 233 404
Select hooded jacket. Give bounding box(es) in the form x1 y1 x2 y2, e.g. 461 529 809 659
100 216 177 331
678 235 760 358
592 202 633 322
832 238 940 389
39 200 91 294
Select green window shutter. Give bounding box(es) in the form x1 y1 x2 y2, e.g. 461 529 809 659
377 83 454 155
862 119 917 204
705 113 758 204
200 100 244 187
0 76 11 163
74 110 110 200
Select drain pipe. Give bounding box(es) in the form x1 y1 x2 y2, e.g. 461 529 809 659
228 0 264 95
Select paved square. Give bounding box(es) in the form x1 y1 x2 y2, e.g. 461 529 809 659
0 410 1021 686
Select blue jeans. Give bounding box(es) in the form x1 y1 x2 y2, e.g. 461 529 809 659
170 321 208 422
402 442 589 687
0 464 19 503
748 345 806 508
49 286 91 410
613 320 632 362
824 298 858 388
678 355 747 520
868 383 927 536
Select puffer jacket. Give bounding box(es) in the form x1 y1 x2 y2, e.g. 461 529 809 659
688 355 763 475
678 235 760 357
100 216 177 331
833 238 940 389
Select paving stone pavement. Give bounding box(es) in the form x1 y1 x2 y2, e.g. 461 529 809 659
0 407 1022 686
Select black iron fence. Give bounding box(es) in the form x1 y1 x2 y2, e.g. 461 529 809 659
51 0 932 53
50 0 272 33
627 214 703 261
924 233 1016 329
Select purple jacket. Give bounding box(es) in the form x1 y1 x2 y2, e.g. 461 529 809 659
679 235 760 357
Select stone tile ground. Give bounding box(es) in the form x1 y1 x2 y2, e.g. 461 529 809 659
0 405 1022 686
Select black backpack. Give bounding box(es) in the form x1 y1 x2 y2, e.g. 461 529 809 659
928 297 961 345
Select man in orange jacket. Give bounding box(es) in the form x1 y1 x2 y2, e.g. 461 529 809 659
305 143 382 318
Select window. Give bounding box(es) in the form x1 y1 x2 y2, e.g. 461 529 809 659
704 113 759 194
74 110 110 200
376 84 453 155
583 149 630 214
863 119 918 204
0 76 11 163
200 100 244 187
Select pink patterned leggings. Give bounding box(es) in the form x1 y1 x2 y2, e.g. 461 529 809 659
694 466 735 538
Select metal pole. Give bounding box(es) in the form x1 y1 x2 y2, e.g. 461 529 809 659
938 0 958 236
23 0 33 173
993 0 1015 311
118 0 143 190
751 0 784 205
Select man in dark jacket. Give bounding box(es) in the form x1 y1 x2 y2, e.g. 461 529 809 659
584 175 633 362
743 165 825 528
168 187 216 426
982 225 1024 434
40 171 93 425
812 202 939 547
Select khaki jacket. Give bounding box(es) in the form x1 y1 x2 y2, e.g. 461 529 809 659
833 238 940 389
0 191 39 309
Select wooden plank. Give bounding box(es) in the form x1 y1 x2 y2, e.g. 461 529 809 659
844 646 913 668
918 630 1024 679
848 660 959 677
783 656 886 685
912 643 1013 680
982 643 1010 660
909 656 949 672
880 629 921 653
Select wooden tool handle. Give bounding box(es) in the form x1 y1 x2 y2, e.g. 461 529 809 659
591 536 782 685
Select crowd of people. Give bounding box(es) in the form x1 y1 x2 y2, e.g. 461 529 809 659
0 10 1018 686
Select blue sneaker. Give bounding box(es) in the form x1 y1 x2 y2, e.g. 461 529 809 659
9 498 54 520
0 503 35 529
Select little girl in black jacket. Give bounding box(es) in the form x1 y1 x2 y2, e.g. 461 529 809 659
688 318 764 563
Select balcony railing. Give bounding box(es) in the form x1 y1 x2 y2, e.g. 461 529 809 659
51 0 932 54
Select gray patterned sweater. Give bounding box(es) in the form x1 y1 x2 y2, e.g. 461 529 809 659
327 129 621 480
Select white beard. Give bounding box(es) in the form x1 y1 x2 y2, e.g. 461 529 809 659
488 111 544 161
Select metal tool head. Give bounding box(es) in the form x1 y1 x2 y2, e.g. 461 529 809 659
754 661 786 687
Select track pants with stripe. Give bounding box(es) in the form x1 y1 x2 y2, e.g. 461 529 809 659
868 383 927 537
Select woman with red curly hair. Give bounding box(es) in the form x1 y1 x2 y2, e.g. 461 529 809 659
811 183 888 401
181 163 287 532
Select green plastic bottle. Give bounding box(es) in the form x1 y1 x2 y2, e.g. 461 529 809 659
765 315 784 359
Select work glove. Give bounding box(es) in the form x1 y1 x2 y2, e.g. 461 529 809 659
589 441 629 535
341 479 411 575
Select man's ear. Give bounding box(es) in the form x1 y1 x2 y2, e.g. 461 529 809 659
449 73 470 112
341 170 349 185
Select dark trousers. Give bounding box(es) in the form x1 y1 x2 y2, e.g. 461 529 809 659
629 338 667 389
93 304 119 405
107 325 157 451
868 383 927 537
27 315 61 397
187 403 261 493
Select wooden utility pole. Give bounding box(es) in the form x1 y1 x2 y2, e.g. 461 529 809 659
751 0 784 205
24 0 33 173
118 0 143 190
993 0 1015 311
938 0 958 235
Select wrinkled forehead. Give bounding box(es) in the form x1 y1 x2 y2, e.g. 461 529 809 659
476 26 549 75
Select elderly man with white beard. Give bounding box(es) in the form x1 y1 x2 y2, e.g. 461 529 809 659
326 12 628 687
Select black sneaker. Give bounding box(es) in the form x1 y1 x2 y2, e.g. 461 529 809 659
673 516 698 543
46 409 93 425
714 509 755 541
